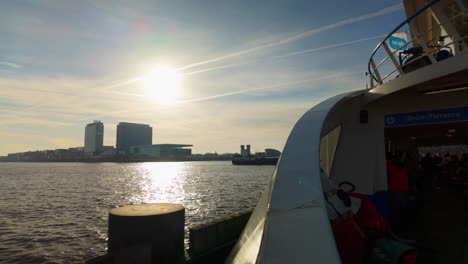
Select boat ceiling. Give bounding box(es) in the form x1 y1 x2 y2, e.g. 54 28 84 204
411 69 468 94
385 121 468 146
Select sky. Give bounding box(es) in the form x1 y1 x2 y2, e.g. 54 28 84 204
0 0 407 155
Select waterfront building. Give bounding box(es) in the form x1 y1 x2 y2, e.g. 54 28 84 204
265 148 281 157
93 146 116 159
61 147 84 161
128 144 192 159
3 148 84 162
116 122 152 154
84 121 104 157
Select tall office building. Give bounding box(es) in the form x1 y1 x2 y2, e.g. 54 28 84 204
116 122 152 153
84 121 104 156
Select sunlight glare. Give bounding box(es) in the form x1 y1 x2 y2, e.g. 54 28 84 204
136 162 187 203
142 66 182 104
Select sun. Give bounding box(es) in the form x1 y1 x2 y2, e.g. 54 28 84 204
142 66 182 104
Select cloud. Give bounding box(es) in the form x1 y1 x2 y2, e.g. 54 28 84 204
0 61 22 69
0 117 73 127
0 68 366 155
181 71 355 103
0 76 146 117
74 68 357 121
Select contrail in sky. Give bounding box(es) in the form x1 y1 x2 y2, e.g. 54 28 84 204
86 3 400 88
23 3 402 113
96 77 143 92
274 35 385 58
184 62 250 75
180 3 402 70
185 34 384 75
179 71 353 103
21 33 381 115
0 61 22 69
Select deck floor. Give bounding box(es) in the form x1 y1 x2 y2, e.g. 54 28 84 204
415 187 468 264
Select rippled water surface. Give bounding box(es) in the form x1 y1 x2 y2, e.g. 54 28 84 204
0 161 274 263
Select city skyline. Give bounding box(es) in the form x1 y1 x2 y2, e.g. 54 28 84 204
0 0 406 155
0 118 280 157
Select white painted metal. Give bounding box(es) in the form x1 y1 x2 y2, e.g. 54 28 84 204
370 59 382 84
369 51 468 97
370 0 468 88
227 93 353 264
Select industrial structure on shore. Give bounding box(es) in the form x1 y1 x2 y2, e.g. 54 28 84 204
232 144 281 165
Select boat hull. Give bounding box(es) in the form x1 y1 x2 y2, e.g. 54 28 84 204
231 157 278 165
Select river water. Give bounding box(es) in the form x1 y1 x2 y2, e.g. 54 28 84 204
0 161 274 263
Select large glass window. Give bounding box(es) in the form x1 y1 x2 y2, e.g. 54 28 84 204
320 125 341 177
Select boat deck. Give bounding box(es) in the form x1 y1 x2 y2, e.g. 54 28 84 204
415 184 468 263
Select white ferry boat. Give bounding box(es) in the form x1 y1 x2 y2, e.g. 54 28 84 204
228 0 468 263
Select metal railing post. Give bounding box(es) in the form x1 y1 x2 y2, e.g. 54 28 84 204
430 4 466 53
367 0 440 80
370 59 382 84
382 42 405 76
455 0 468 17
455 0 468 53
408 23 438 64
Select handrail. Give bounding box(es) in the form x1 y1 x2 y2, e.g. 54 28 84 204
367 0 441 85
374 9 467 74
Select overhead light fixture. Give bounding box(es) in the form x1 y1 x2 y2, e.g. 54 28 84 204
424 86 468 95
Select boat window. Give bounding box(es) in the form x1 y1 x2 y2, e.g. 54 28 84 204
320 125 341 177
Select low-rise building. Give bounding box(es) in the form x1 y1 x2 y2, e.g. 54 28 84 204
129 144 192 160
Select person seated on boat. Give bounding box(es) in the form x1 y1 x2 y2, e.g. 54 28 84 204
387 157 410 237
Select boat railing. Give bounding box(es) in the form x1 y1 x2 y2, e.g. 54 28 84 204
367 0 468 88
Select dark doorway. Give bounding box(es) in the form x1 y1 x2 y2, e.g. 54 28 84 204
384 122 468 263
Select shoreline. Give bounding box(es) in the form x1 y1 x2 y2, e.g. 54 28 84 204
0 158 233 163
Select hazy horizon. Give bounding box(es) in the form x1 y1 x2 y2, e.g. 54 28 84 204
0 0 405 155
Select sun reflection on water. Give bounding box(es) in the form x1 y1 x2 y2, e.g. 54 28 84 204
131 162 187 204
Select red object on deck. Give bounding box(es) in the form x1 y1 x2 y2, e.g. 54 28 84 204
388 166 409 192
348 192 390 236
332 214 366 264
386 160 396 174
402 254 417 264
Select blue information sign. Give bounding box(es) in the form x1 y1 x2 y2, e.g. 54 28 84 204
388 35 407 51
384 107 468 127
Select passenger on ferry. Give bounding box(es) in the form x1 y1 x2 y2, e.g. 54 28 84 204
419 153 435 198
420 153 433 172
387 157 410 236
432 153 443 189
386 152 396 173
460 153 468 180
